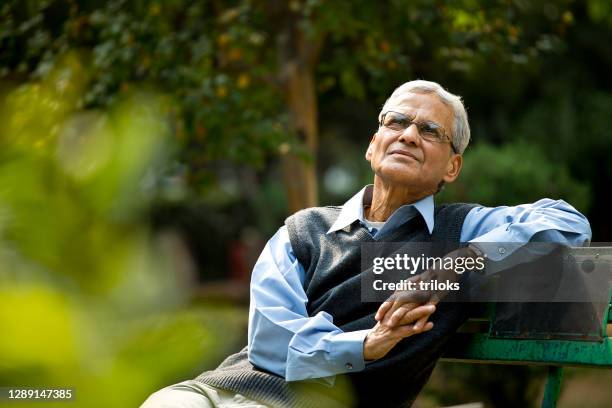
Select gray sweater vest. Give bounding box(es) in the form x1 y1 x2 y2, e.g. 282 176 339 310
196 203 477 408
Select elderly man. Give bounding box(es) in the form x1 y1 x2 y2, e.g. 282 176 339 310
142 80 591 407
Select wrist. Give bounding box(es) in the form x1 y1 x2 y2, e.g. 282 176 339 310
363 327 393 361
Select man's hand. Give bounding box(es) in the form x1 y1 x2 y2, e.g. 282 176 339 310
363 304 435 361
376 300 437 332
375 246 477 324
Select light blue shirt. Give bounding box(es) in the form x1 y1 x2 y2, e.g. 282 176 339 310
247 185 591 384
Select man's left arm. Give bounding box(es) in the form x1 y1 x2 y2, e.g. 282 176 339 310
463 198 592 265
377 198 592 324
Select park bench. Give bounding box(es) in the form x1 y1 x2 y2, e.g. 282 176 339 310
441 246 612 408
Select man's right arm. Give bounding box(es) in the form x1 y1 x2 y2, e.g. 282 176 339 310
247 226 368 383
247 226 434 382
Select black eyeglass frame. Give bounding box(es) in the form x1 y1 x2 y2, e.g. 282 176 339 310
379 110 458 154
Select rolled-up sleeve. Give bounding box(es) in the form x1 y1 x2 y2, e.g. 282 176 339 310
247 226 368 384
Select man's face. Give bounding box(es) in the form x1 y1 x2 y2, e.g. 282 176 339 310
366 92 462 194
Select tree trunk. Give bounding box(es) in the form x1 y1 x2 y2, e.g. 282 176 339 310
277 12 323 214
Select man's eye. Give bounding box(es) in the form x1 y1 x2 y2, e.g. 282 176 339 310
386 117 407 129
420 124 440 138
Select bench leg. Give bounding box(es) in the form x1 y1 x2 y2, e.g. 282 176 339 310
541 366 564 408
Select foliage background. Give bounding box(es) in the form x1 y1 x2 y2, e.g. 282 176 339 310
1 0 611 407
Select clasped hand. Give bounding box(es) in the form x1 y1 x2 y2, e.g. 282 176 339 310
363 247 475 361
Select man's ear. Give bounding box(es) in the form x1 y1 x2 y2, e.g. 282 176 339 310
442 153 462 184
365 133 377 161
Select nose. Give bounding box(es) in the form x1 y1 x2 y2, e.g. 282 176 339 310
398 123 421 147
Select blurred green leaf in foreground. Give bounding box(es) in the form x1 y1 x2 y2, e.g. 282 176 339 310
0 52 245 408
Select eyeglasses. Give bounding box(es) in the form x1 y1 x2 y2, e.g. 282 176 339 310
379 111 457 153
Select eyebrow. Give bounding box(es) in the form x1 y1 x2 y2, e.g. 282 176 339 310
387 111 443 128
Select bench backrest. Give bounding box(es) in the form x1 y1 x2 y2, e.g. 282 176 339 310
442 247 612 367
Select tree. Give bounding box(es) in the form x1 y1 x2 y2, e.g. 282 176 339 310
1 0 578 212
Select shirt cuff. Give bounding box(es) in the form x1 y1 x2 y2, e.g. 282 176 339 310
468 222 524 262
469 241 525 275
469 241 567 276
329 329 369 374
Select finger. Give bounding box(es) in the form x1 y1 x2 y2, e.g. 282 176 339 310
413 315 429 332
388 303 419 326
413 301 437 330
375 301 393 321
395 304 435 327
382 286 434 324
396 321 435 340
394 325 415 339
381 300 404 324
388 306 434 327
384 285 431 311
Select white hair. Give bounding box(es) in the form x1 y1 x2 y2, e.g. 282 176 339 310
380 80 470 154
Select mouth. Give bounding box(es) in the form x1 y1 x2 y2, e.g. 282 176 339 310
388 149 420 162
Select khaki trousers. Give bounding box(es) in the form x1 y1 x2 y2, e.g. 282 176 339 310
140 380 270 408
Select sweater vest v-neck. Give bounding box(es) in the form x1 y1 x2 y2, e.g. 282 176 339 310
197 203 477 408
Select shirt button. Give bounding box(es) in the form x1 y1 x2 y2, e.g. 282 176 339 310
498 247 506 255
345 363 353 370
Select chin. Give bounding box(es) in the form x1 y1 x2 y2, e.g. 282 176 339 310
377 169 420 187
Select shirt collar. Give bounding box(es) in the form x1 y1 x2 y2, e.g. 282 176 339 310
326 185 435 234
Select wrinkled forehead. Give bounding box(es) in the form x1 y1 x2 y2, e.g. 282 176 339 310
382 91 453 128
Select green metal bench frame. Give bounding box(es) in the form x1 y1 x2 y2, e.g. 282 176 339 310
441 248 612 408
